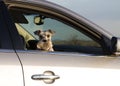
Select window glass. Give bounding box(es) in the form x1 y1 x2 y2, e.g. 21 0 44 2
13 12 102 53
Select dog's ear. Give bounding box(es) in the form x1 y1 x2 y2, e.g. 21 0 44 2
34 30 42 35
48 29 55 34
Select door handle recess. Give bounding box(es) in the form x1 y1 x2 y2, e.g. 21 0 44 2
31 71 60 84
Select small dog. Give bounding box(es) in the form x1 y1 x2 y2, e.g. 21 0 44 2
34 29 55 51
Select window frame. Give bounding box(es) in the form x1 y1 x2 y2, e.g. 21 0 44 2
7 1 113 54
16 15 103 54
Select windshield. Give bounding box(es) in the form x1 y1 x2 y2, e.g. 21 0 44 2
47 0 120 37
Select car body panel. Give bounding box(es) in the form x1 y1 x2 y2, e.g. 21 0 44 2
17 50 120 86
0 50 23 86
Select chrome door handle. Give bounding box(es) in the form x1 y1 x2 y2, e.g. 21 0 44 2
31 71 60 84
32 74 60 80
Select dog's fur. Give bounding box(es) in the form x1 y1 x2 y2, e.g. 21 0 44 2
34 29 55 51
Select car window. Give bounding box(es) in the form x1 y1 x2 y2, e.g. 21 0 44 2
9 9 103 54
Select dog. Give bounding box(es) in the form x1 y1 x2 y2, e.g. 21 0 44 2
34 29 55 51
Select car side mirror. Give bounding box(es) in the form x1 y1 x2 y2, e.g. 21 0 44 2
111 37 120 55
34 15 44 25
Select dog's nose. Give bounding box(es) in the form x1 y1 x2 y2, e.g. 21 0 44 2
43 40 47 42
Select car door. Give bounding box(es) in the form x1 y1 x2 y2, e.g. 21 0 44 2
0 1 24 86
15 16 120 86
7 0 120 86
15 51 120 86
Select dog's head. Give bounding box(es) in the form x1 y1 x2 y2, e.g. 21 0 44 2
34 29 55 42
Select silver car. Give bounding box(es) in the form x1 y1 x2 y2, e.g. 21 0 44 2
1 0 120 86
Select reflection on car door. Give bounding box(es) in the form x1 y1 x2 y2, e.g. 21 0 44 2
17 51 120 86
0 50 24 86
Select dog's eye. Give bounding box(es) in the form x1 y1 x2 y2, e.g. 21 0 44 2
47 35 50 38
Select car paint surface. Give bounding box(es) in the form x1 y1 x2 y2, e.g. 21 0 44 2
16 50 120 86
0 50 23 86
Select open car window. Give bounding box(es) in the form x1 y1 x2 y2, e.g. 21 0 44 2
9 8 103 54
